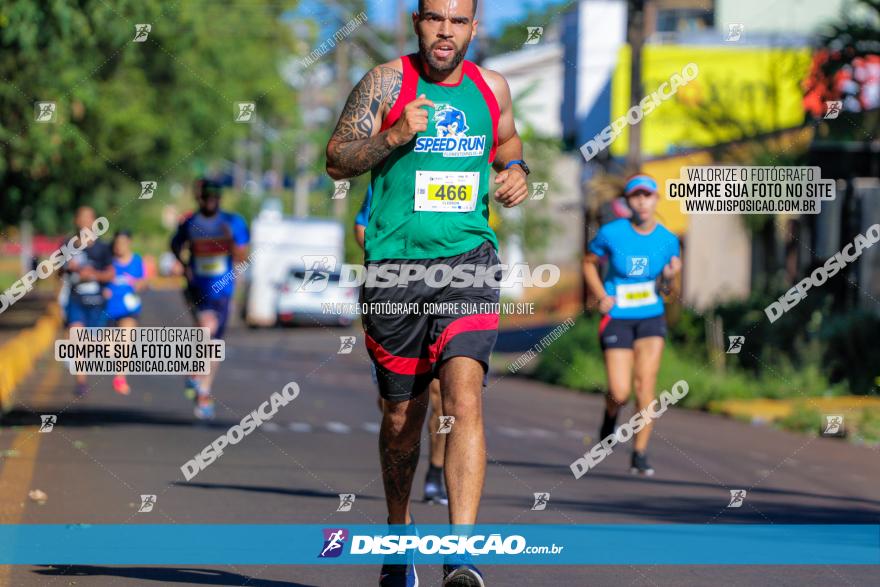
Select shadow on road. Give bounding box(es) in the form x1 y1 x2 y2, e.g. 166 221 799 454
173 481 381 501
546 494 878 523
32 565 317 586
492 460 880 505
1 406 235 429
485 462 880 522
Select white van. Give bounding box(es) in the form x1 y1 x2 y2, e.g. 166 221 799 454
244 207 347 327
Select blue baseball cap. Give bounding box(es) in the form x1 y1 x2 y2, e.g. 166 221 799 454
624 174 658 197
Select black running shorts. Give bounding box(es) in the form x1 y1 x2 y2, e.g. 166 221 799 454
361 240 501 402
598 314 666 350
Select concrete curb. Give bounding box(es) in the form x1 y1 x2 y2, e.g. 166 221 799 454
709 396 880 422
0 303 62 414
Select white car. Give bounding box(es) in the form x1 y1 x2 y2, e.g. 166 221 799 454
276 268 358 327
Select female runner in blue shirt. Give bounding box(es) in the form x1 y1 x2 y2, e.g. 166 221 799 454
104 230 146 395
583 174 682 475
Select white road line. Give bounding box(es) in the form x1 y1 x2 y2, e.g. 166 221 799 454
262 422 282 432
326 422 351 434
289 422 313 433
362 422 380 434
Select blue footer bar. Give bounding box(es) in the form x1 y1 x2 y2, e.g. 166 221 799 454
0 524 877 565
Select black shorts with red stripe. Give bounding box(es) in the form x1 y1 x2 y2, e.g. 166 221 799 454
361 240 501 402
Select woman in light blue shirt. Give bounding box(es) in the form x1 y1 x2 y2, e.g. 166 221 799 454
583 174 682 476
104 230 145 395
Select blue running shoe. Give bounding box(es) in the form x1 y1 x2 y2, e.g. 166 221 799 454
379 518 418 586
194 396 215 421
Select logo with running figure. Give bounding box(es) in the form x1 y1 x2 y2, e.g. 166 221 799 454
318 528 348 558
336 493 356 512
414 104 486 158
727 489 747 508
138 494 157 513
139 181 157 200
726 336 745 354
628 257 648 277
300 255 337 293
39 415 57 433
822 415 845 437
531 492 549 511
133 24 152 42
35 102 57 123
437 415 456 434
337 336 356 354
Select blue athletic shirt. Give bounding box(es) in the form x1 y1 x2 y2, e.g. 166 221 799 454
171 210 250 299
588 218 680 320
105 254 145 319
355 186 372 228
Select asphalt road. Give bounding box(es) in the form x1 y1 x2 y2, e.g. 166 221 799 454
0 290 877 586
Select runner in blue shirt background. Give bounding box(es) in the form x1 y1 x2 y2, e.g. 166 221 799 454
584 173 682 476
104 230 146 396
171 178 250 420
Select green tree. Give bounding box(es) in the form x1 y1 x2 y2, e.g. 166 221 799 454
0 0 298 234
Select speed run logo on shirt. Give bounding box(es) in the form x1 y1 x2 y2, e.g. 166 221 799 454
414 104 486 158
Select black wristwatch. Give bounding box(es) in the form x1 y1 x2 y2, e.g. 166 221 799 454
504 159 530 175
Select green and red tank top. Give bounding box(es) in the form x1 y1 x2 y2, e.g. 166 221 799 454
365 54 500 262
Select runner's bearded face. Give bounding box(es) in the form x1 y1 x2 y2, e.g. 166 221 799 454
197 193 220 217
415 0 476 73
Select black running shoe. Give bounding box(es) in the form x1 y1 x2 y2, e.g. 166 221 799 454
379 562 418 587
630 451 655 476
443 563 484 587
599 407 618 440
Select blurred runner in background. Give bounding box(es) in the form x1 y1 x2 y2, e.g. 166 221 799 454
171 179 250 420
354 186 449 506
104 230 146 395
583 174 681 476
62 206 116 399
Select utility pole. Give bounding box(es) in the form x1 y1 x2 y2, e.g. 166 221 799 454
294 87 312 217
396 0 407 54
249 120 263 198
626 0 648 171
475 0 486 64
334 41 350 219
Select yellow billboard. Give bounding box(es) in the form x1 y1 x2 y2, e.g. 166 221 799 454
611 45 812 159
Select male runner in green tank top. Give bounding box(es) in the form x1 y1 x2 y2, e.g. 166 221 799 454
326 1 528 585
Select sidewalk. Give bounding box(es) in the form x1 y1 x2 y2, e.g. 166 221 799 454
0 294 61 414
0 295 52 346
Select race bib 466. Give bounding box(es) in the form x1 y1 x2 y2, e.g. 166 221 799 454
414 170 480 213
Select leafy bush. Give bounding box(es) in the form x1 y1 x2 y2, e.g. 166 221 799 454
820 310 880 395
533 313 843 409
777 404 822 435
856 409 880 443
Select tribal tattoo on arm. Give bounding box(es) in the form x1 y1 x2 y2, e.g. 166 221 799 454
325 66 402 179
